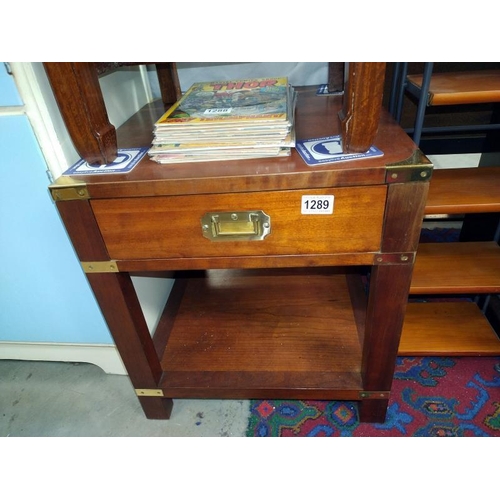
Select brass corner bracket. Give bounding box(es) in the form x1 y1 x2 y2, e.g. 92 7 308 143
81 261 119 273
374 253 415 265
386 149 434 184
135 389 164 397
49 177 89 201
359 391 390 399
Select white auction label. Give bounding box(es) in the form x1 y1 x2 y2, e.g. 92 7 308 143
204 108 232 114
301 195 334 214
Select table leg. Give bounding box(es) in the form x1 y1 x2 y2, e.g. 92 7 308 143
359 264 414 422
87 273 172 419
358 399 391 423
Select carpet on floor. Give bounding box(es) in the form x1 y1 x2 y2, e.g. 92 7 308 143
246 356 500 436
246 228 500 437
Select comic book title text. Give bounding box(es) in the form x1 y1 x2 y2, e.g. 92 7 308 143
210 79 279 91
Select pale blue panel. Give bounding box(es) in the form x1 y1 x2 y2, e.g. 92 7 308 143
0 115 113 344
0 63 23 106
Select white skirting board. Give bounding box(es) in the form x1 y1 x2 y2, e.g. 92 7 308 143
0 342 128 375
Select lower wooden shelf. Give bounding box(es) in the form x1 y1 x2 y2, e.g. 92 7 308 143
410 241 500 294
153 269 365 400
400 301 500 356
424 166 500 215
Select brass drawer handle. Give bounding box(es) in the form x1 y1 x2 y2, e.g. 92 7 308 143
201 211 271 241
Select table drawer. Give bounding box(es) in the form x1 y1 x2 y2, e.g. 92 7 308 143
91 186 387 260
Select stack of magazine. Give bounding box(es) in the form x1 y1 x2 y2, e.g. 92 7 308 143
148 77 297 164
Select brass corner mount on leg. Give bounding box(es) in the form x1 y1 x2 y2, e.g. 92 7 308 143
374 252 415 265
386 149 434 184
81 261 119 273
49 177 89 201
135 389 165 397
359 391 391 399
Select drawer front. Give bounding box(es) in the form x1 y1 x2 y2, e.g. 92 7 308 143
91 186 387 260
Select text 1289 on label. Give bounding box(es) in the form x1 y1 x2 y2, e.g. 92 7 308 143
301 195 334 214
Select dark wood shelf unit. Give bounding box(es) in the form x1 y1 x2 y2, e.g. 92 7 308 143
402 165 500 356
390 63 500 149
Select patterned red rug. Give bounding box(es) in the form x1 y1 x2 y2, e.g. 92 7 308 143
246 356 500 436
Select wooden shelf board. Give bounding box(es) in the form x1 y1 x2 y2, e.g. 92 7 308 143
425 167 500 215
156 269 363 397
410 241 500 294
400 302 500 355
407 70 500 106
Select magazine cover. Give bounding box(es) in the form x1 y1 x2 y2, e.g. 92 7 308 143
155 77 291 126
